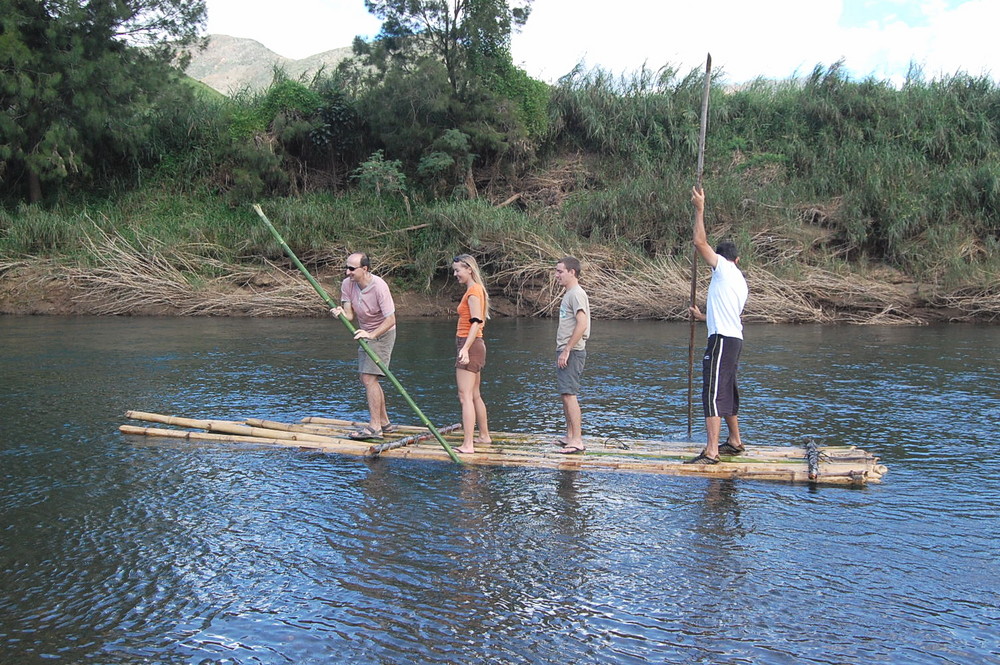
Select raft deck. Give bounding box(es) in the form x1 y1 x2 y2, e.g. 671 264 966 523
120 410 888 486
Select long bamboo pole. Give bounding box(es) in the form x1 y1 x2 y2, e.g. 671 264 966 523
252 204 462 464
688 53 713 440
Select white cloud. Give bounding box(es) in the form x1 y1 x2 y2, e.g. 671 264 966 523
205 0 381 59
919 0 997 80
204 0 999 85
510 0 847 84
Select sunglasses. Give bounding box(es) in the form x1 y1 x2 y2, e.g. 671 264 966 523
344 265 360 271
452 256 471 267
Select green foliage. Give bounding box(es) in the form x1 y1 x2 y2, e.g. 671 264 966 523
417 129 474 197
226 74 324 142
0 203 83 255
262 77 323 122
483 59 550 140
353 150 408 197
359 59 453 167
545 60 1000 278
360 0 532 94
343 0 542 181
548 64 705 163
5 5 1000 296
227 89 270 140
0 0 206 203
310 77 364 162
560 172 689 255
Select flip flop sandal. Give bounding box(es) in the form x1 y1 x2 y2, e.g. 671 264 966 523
348 425 383 440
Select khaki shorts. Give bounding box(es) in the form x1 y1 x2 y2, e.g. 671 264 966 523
358 328 396 376
455 336 486 373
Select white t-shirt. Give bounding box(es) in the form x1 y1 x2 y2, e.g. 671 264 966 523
556 285 590 351
706 257 747 339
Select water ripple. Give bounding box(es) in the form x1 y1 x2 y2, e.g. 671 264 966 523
2 318 999 664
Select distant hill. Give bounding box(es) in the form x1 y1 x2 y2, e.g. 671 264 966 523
183 34 353 94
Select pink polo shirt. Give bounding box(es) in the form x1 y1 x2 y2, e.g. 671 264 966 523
341 275 396 333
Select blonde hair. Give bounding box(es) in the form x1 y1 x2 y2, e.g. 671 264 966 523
453 254 491 319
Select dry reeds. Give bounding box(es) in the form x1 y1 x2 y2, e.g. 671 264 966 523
930 281 1000 321
11 222 985 324
483 231 930 324
66 227 321 316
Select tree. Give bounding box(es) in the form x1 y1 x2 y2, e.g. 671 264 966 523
0 0 206 203
359 0 532 96
340 0 545 198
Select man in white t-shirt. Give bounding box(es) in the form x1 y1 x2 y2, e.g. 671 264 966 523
686 187 749 464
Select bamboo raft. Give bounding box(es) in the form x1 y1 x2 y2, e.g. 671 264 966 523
119 410 888 486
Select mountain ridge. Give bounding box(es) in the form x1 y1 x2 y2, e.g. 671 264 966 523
183 34 353 94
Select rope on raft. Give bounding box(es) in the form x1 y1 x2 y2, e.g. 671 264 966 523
367 423 462 456
601 437 631 450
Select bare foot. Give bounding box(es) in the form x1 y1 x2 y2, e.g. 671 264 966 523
473 437 492 444
455 446 476 454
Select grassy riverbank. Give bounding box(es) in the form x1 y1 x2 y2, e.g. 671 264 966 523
1 180 997 323
4 66 1000 323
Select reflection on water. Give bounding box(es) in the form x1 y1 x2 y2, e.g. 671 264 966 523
1 316 998 664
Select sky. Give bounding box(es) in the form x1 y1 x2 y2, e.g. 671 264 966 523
204 0 999 86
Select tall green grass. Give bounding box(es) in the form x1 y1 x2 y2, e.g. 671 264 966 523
4 61 1000 291
546 62 1000 281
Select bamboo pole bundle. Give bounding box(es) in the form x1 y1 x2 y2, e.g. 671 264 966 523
120 412 886 485
125 411 344 444
300 416 549 445
364 440 885 485
300 416 429 435
244 418 356 436
119 425 371 454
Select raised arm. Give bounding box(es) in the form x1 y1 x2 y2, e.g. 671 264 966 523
691 186 719 268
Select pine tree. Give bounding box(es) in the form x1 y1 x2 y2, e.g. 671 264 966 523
0 0 206 203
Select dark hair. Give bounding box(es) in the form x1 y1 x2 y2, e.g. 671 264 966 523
348 252 371 268
558 256 582 277
715 241 739 262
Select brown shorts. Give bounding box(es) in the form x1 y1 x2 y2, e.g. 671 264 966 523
455 336 486 373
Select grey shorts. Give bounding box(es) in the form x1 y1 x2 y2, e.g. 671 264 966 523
556 348 587 395
358 328 396 376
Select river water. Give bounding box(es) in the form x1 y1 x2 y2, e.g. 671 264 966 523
1 316 998 664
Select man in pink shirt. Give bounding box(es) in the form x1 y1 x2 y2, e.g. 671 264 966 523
331 252 398 440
